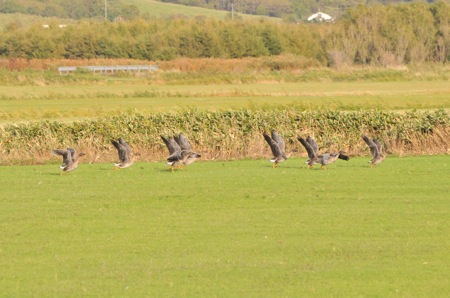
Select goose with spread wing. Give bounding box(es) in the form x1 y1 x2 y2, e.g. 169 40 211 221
298 136 349 170
51 147 85 175
362 135 386 167
111 138 133 169
161 134 201 172
298 137 318 169
174 133 201 166
263 130 294 168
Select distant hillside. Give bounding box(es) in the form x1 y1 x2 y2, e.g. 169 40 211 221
0 0 278 30
0 0 279 22
2 0 447 23
131 0 450 21
0 13 74 29
127 0 278 20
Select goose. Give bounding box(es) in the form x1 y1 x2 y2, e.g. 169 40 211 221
298 136 349 170
111 138 133 169
161 134 201 172
51 148 85 175
174 133 201 166
362 135 386 167
263 130 294 168
298 137 318 169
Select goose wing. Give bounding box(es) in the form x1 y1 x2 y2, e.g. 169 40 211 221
67 148 76 160
51 149 73 166
111 139 129 162
373 139 383 155
167 151 183 162
174 133 193 151
298 137 317 159
306 136 319 155
263 132 281 157
271 130 285 154
362 135 379 158
161 135 181 155
119 138 131 153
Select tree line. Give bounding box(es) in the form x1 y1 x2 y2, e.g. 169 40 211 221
163 0 443 19
1 0 445 21
0 2 449 66
0 0 140 21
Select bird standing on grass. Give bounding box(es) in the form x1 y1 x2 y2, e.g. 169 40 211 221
161 134 201 172
263 130 294 168
298 136 349 170
362 135 386 167
111 138 133 170
51 148 85 175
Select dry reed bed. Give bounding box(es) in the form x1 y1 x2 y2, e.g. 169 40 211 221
0 109 449 165
0 56 319 72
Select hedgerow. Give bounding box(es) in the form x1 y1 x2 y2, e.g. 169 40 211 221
1 109 448 165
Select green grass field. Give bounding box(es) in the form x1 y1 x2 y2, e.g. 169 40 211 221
1 156 449 296
127 0 277 20
1 80 449 123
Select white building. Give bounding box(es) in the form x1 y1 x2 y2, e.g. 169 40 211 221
307 12 334 23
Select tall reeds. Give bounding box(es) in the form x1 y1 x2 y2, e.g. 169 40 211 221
0 109 448 165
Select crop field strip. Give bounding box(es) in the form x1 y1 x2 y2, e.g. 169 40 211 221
1 81 449 124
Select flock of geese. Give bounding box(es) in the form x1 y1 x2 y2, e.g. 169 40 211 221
51 131 386 175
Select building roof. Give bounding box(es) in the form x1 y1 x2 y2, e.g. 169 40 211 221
307 12 333 22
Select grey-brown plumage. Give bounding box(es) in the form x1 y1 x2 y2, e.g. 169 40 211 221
299 136 349 170
263 130 293 168
298 137 318 169
318 152 349 170
362 135 386 167
161 134 201 172
51 148 85 175
111 138 133 169
174 133 201 166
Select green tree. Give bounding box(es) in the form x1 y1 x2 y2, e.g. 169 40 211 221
260 25 282 55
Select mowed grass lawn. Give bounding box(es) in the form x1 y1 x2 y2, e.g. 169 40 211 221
1 156 449 296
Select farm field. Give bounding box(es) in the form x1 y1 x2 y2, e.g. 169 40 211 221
1 80 450 123
1 156 449 296
127 0 276 20
0 0 276 30
0 13 74 29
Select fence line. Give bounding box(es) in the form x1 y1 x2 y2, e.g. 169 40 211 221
58 65 158 75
